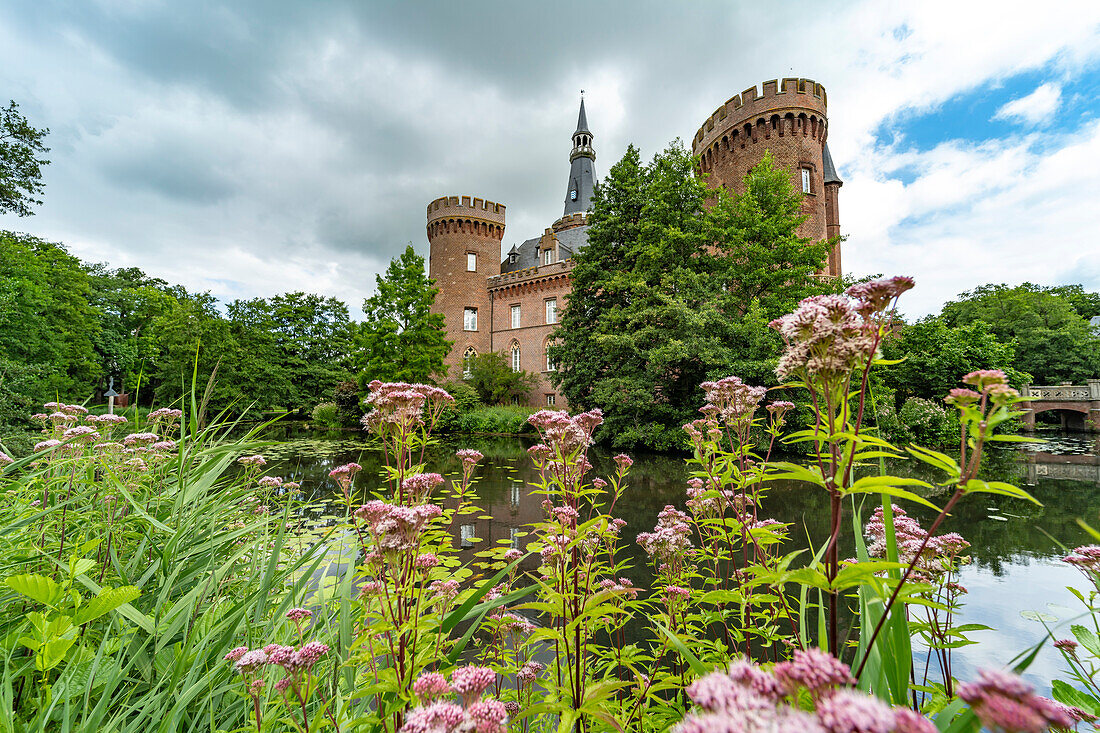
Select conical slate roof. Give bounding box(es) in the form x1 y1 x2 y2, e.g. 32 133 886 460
575 97 591 135
822 142 842 186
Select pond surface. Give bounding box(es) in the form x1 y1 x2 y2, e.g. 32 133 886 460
259 424 1100 690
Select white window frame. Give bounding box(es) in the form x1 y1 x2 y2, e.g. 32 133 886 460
466 252 477 272
545 298 557 324
801 168 811 194
464 308 477 332
546 393 556 406
511 343 521 372
511 304 521 329
543 249 553 266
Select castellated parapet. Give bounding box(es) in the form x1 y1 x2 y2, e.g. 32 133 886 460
427 195 507 377
691 77 841 277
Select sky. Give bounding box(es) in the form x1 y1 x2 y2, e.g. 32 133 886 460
2 0 1099 319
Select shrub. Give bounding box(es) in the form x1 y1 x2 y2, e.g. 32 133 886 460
898 395 957 446
310 400 340 427
332 380 362 425
454 405 535 434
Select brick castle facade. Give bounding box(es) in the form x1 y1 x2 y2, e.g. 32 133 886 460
428 78 843 408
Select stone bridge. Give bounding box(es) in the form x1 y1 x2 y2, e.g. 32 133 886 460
1020 380 1100 432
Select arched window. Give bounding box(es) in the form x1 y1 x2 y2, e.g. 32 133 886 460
545 339 556 372
463 347 477 378
511 342 521 372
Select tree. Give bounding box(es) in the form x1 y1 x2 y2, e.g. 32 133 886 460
879 317 1029 407
356 245 451 386
0 101 50 217
940 283 1100 384
464 352 538 406
551 143 832 450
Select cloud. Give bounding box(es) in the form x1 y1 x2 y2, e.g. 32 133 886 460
992 82 1063 126
2 0 1100 320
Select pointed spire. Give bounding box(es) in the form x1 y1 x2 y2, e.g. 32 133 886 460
822 142 843 186
575 94 591 135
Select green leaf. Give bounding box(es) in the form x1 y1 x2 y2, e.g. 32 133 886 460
5 574 66 607
652 620 708 676
74 586 141 625
963 479 1041 505
1051 680 1100 715
1071 624 1100 658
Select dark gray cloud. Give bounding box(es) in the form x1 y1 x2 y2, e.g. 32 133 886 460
2 1 1099 318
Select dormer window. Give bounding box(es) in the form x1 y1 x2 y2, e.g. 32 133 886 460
509 251 518 265
543 249 554 266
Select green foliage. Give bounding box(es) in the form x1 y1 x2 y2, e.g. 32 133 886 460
464 351 538 406
552 143 833 450
311 400 340 427
897 396 958 447
940 283 1100 384
356 244 451 386
451 405 535 434
332 379 362 425
0 100 50 217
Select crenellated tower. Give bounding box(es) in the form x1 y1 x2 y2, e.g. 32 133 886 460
692 77 842 277
426 195 506 376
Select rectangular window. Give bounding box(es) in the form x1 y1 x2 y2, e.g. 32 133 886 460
543 249 553 266
801 168 811 194
464 308 477 331
546 351 555 371
545 298 557 324
467 252 477 271
511 305 521 329
546 393 556 406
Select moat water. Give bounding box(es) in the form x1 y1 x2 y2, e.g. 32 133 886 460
258 424 1100 690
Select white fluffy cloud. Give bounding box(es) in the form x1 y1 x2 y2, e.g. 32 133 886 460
993 83 1063 126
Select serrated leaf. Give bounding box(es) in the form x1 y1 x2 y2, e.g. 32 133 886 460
6 574 66 606
74 586 141 625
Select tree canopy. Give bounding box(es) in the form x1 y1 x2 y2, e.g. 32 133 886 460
0 101 50 217
356 244 451 386
551 143 834 450
940 283 1100 384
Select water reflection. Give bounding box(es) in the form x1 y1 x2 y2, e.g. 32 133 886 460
258 424 1100 689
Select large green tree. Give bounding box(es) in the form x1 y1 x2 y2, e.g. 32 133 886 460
551 143 832 450
464 352 538 406
879 318 1029 407
356 245 451 386
0 101 50 217
940 283 1100 384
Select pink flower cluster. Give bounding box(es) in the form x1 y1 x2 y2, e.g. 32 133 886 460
864 505 970 581
361 381 454 434
354 499 443 553
957 668 1077 733
700 376 768 427
402 472 445 501
676 651 934 733
238 455 267 468
946 370 1020 408
1063 545 1100 588
637 505 693 565
403 666 507 733
769 277 913 384
527 408 603 456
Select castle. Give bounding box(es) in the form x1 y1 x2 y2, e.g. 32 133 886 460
427 78 843 408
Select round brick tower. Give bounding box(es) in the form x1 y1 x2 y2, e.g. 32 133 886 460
426 195 506 376
692 78 842 277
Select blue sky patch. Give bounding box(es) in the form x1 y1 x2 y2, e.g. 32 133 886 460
872 63 1100 152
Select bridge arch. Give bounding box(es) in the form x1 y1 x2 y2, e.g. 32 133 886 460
1020 381 1100 432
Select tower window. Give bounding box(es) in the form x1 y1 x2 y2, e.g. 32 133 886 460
543 249 554 266
801 168 812 194
511 305 521 329
546 394 556 406
545 298 557 324
463 347 477 378
511 343 521 372
467 252 477 271
464 308 477 331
